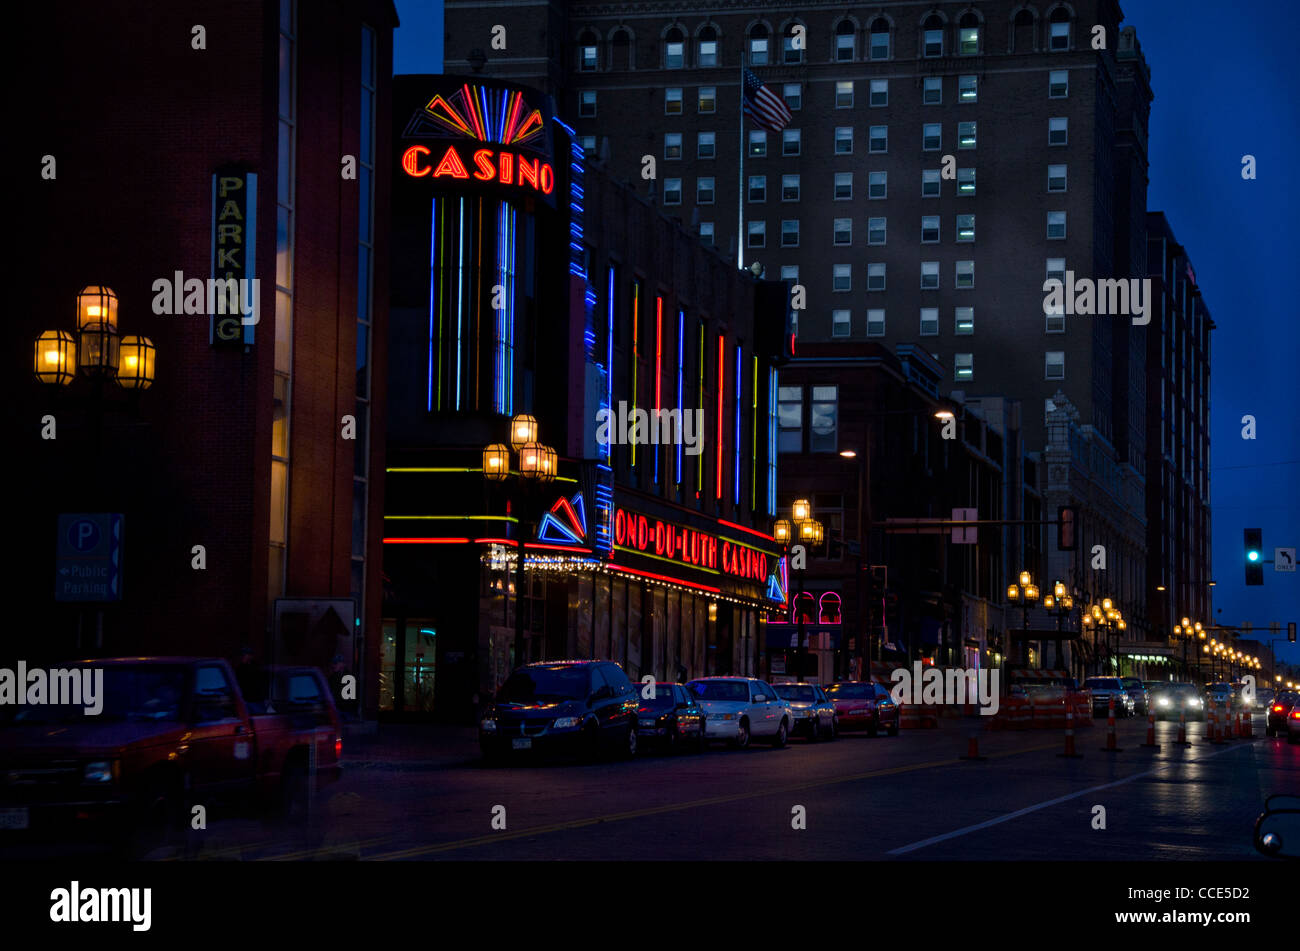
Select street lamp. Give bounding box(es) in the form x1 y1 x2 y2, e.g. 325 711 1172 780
1006 571 1040 665
1043 580 1074 669
34 286 156 392
482 413 557 668
788 499 823 683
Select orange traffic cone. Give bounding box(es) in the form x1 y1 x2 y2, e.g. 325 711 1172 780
1212 706 1226 745
960 731 986 761
1101 696 1122 752
1175 709 1191 746
1058 708 1082 758
1141 710 1160 749
1244 709 1254 738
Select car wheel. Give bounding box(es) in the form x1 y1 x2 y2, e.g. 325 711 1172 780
281 760 311 825
772 720 788 748
808 718 820 742
867 718 879 738
887 716 899 737
582 722 601 762
829 717 838 740
734 719 750 750
696 717 708 753
665 725 677 755
625 723 638 758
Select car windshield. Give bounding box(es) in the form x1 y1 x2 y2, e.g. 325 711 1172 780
636 689 675 710
826 683 872 699
1084 678 1121 689
775 685 817 702
496 666 590 704
689 681 749 702
0 665 188 725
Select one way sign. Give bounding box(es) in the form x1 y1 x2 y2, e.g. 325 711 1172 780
1277 548 1296 572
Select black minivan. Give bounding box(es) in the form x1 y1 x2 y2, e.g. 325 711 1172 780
479 660 639 762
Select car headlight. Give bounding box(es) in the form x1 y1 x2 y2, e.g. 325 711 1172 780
84 761 116 784
479 718 497 732
553 717 581 729
1157 697 1171 707
1190 698 1202 707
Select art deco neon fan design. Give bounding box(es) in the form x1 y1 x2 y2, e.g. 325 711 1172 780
536 492 587 546
403 83 545 149
766 555 788 604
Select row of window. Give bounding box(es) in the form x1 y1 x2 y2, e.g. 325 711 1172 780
579 11 1076 71
646 71 1069 117
665 122 983 158
739 214 978 247
822 307 1072 338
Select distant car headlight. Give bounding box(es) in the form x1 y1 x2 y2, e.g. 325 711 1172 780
84 761 116 784
553 717 581 729
1157 696 1171 707
480 718 498 732
1189 698 1202 707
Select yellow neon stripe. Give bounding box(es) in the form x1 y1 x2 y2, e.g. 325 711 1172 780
384 515 519 522
613 545 721 575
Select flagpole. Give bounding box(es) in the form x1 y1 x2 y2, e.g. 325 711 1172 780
737 62 745 271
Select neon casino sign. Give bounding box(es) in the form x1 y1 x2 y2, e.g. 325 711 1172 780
613 509 770 584
400 83 555 196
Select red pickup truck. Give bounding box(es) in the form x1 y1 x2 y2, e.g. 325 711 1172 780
0 657 342 854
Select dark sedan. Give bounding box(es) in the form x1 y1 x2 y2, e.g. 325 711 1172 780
632 682 706 753
825 681 899 737
773 682 837 741
1266 691 1299 738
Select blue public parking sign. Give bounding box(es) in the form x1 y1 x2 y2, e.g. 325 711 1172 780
55 513 124 602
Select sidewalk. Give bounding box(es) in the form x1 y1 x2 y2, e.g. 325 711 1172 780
341 722 482 771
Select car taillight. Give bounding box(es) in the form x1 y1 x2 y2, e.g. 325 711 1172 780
1274 705 1285 713
335 737 343 757
1291 710 1300 720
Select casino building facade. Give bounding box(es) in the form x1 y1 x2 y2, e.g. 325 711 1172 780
383 76 788 720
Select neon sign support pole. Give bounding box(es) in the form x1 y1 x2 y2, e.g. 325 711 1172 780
737 62 745 270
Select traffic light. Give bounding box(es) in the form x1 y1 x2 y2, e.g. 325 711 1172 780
1057 505 1078 551
1244 528 1263 586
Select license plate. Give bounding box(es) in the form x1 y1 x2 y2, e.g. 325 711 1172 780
0 808 29 830
511 738 532 750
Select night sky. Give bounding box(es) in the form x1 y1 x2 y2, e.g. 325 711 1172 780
392 0 1300 669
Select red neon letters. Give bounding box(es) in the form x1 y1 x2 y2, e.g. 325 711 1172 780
401 145 555 195
613 509 769 584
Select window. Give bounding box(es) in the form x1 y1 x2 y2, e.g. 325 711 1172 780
959 74 977 102
957 167 975 195
748 175 766 202
870 19 890 60
665 87 683 114
777 385 802 452
958 121 976 149
1048 163 1067 192
697 176 715 204
783 83 802 110
1048 117 1068 145
923 77 942 104
833 263 851 290
867 262 885 291
959 26 980 55
1050 11 1071 51
835 20 855 61
698 28 718 67
748 220 766 247
698 131 716 158
921 215 939 243
698 86 716 112
868 170 887 199
1047 210 1066 239
956 214 975 241
832 309 851 336
782 174 800 201
924 24 943 57
749 130 767 156
580 135 596 154
666 29 685 68
922 168 940 197
782 129 801 155
700 222 714 245
835 126 853 154
1046 351 1065 380
869 125 887 153
750 27 770 66
1046 310 1065 333
868 216 886 245
663 178 682 205
867 308 885 336
580 39 598 71
1046 257 1066 288
923 122 941 150
920 307 939 336
955 306 974 335
836 81 855 107
921 261 939 289
956 260 974 288
1049 70 1068 98
780 265 799 282
954 353 973 380
664 132 682 159
833 218 851 245
834 172 853 199
783 25 804 64
810 386 838 452
579 90 596 117
781 219 800 247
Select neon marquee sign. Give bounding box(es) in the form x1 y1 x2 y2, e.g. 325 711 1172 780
401 144 555 195
613 509 770 584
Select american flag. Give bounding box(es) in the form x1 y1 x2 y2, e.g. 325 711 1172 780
742 68 792 132
1185 261 1196 287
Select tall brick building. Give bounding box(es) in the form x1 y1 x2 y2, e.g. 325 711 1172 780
17 0 397 715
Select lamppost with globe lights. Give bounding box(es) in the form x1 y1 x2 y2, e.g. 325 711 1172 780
774 498 823 683
1172 617 1203 682
1006 570 1040 665
1042 580 1074 669
483 413 557 667
1081 598 1123 675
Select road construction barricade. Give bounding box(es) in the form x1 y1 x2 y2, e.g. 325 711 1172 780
990 696 1032 730
1066 691 1095 727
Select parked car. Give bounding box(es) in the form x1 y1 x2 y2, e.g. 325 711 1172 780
1255 687 1275 710
773 682 837 741
824 681 900 737
1082 677 1135 717
1148 682 1205 721
1289 706 1300 745
686 677 791 749
1266 691 1299 738
632 682 706 753
1120 677 1149 715
0 657 342 854
1205 682 1237 712
479 660 638 762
